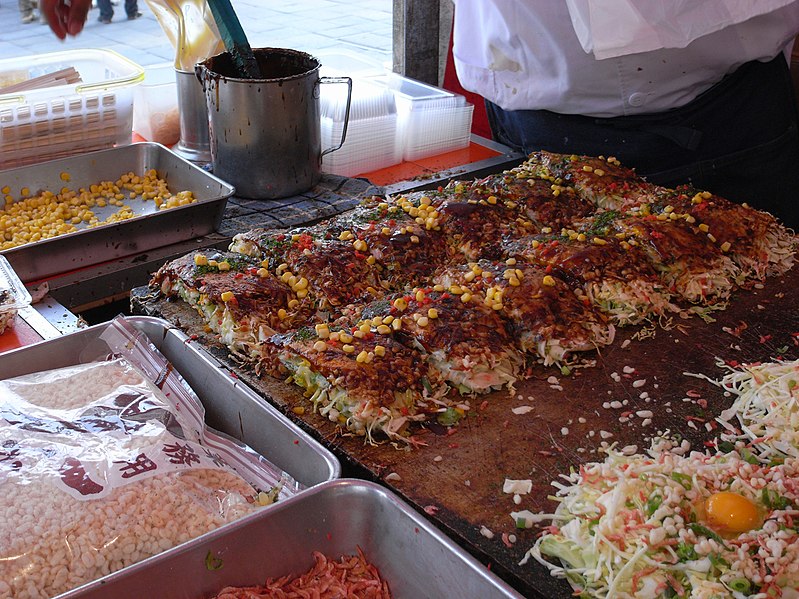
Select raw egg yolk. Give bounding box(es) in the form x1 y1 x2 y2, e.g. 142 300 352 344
704 492 761 534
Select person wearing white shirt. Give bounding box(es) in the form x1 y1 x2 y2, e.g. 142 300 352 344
452 1 799 228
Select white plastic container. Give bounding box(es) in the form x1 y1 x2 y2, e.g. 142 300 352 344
0 49 144 169
132 63 179 146
320 77 401 177
380 72 473 161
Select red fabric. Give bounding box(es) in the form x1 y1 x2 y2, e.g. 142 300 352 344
442 18 492 139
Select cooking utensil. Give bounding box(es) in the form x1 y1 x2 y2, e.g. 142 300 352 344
205 0 260 78
196 48 352 199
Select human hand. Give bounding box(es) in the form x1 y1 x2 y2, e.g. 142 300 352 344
41 0 93 40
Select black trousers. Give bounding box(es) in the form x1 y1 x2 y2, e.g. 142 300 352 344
486 55 799 229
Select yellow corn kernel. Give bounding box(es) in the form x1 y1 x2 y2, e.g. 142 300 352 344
433 284 445 292
393 297 408 311
359 322 371 333
592 237 607 245
720 241 731 252
257 267 269 278
356 350 369 363
376 324 391 335
194 253 208 266
315 324 330 339
374 345 386 357
699 223 710 233
342 344 355 354
461 292 472 302
382 315 394 325
288 299 300 309
220 291 234 302
392 318 402 331
296 289 309 299
707 233 717 243
417 316 430 327
329 331 341 342
582 165 593 172
371 316 383 327
508 276 520 287
313 340 327 352
542 275 556 286
427 308 438 319
415 289 426 302
449 285 463 295
594 168 605 176
366 255 376 265
277 308 288 319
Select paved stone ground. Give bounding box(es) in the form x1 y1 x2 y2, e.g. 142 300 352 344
0 0 392 68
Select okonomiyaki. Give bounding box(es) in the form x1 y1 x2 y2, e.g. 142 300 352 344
433 260 615 365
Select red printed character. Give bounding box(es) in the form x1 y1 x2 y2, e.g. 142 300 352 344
59 457 104 495
115 453 158 479
162 442 200 466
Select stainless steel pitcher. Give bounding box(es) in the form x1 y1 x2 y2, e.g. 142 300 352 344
196 48 351 199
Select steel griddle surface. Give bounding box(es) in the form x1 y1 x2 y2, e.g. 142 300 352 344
132 269 799 598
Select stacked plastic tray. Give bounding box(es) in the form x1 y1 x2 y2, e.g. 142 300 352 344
320 77 401 177
0 49 144 169
381 72 474 162
317 51 473 176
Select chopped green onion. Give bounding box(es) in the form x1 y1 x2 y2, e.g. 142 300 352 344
644 494 662 516
205 550 224 571
689 524 730 550
421 376 434 394
670 472 693 490
676 542 698 561
728 578 751 593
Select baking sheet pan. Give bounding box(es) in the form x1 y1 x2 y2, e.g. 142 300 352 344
0 315 340 488
0 143 234 282
61 479 523 599
132 267 799 598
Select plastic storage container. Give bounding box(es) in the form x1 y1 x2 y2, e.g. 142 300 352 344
381 72 473 161
132 62 179 145
0 49 145 169
320 77 401 177
0 254 30 335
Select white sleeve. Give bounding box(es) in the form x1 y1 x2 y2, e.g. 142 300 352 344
565 0 799 59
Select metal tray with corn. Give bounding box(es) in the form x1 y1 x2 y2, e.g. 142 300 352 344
0 142 234 282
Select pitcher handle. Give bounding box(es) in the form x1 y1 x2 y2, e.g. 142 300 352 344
319 76 352 157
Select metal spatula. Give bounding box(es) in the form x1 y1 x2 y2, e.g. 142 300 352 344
205 0 261 78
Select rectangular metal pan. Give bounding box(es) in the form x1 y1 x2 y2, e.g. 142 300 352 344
0 142 234 282
0 315 340 487
61 478 524 599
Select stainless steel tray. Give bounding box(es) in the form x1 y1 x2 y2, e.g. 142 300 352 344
62 479 524 599
0 316 340 487
0 143 234 282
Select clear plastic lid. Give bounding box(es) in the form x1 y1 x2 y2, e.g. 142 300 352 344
0 255 31 313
